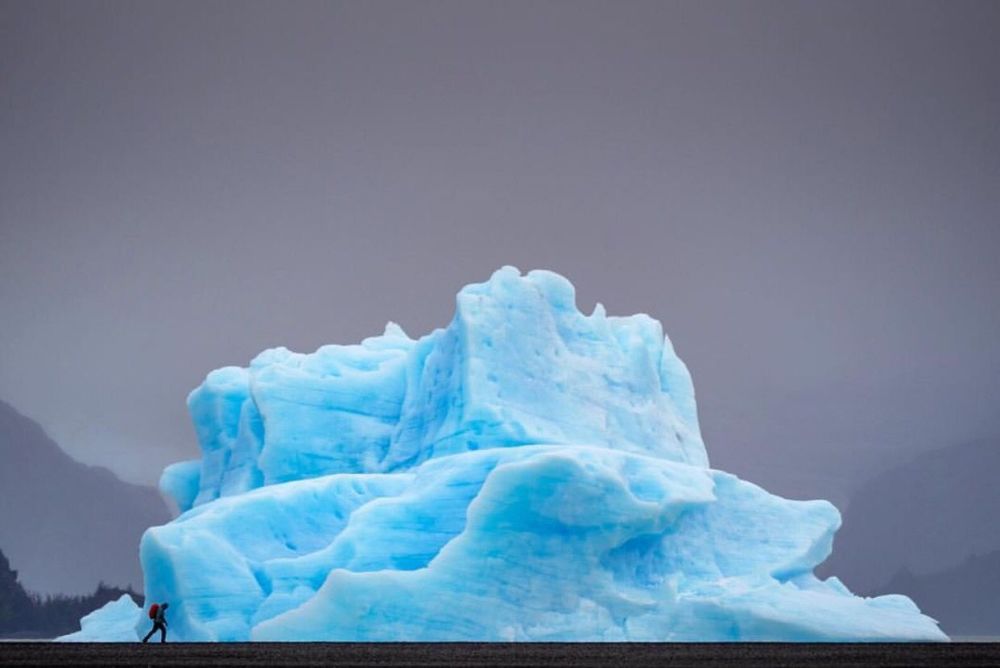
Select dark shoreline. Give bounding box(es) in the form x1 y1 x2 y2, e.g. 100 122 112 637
2 642 1000 667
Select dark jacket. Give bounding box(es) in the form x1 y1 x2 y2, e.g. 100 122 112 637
154 605 168 625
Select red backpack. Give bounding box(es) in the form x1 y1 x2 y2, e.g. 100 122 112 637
148 603 159 620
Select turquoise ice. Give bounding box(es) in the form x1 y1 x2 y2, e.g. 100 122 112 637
60 267 946 641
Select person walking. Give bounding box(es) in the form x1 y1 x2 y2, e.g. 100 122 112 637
142 602 169 643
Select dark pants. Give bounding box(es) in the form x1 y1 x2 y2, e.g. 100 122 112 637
142 621 166 643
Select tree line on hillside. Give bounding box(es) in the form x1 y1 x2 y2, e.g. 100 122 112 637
0 548 142 638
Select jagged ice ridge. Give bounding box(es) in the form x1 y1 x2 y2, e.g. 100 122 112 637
60 267 946 641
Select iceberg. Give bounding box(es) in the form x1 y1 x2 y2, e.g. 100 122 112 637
58 594 144 642
61 267 946 641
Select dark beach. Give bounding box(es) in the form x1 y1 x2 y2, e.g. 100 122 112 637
2 642 1000 667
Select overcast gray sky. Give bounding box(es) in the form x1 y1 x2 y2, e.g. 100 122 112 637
2 0 998 509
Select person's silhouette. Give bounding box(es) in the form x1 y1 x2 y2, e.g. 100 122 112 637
142 602 169 643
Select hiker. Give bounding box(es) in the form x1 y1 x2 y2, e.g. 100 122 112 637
142 602 169 643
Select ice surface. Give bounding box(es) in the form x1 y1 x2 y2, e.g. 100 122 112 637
60 268 947 641
58 594 142 642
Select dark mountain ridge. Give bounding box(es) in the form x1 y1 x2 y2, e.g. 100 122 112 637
817 439 1000 635
876 550 1000 637
0 399 170 595
0 547 141 638
820 439 1000 594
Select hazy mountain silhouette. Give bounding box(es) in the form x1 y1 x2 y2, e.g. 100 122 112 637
0 399 169 595
877 551 1000 637
820 440 1000 594
0 547 142 638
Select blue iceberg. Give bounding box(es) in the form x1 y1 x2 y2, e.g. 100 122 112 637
58 594 144 642
62 267 946 641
